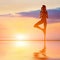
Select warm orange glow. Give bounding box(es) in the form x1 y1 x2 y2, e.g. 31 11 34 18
15 41 28 47
12 34 29 47
15 34 28 40
0 17 60 40
0 0 60 59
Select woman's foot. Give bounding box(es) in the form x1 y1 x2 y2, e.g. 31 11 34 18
39 48 46 56
40 48 46 53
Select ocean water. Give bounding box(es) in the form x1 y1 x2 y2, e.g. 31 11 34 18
0 40 60 60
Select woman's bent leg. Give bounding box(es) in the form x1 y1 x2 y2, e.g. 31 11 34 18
34 20 43 31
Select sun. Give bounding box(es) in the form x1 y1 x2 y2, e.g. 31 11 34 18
14 34 29 47
15 34 28 40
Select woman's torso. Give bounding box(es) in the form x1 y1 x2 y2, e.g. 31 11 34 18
40 11 48 22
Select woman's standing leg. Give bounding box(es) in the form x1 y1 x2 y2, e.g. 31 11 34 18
44 21 47 49
43 21 47 56
39 21 47 56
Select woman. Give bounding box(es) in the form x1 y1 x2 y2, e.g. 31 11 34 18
34 5 48 32
34 5 48 57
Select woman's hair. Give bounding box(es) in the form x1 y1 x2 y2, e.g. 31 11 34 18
41 5 46 12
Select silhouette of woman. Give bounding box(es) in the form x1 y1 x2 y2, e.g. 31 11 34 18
34 5 48 56
34 5 48 32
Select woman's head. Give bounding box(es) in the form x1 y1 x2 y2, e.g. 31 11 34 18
41 5 46 11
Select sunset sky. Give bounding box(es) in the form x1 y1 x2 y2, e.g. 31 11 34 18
0 0 60 60
0 0 60 40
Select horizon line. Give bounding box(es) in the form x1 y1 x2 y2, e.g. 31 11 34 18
0 40 60 41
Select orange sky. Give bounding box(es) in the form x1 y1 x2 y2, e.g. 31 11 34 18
0 16 60 40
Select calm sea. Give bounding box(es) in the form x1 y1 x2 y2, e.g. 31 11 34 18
0 40 60 60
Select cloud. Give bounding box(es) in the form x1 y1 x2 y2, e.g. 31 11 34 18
16 10 40 18
0 8 60 23
48 8 60 19
0 8 60 19
0 13 20 17
16 8 60 23
16 8 60 19
0 13 14 17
